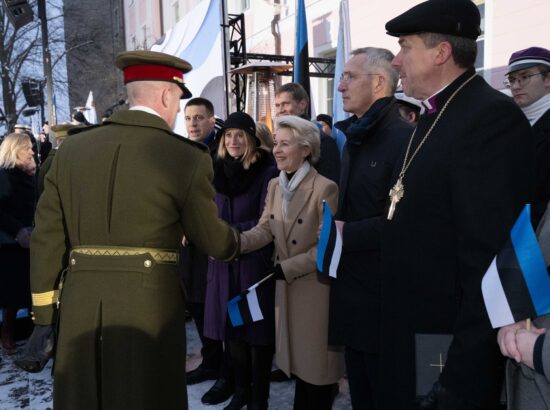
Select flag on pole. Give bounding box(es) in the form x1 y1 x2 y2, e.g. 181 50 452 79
294 0 310 106
332 0 351 155
482 204 550 328
227 273 274 327
317 201 342 278
84 91 97 124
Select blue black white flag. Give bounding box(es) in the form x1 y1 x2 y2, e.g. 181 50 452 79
482 204 550 328
293 0 310 102
317 201 342 278
227 273 274 327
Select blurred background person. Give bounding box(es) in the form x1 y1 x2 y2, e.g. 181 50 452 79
255 122 274 153
240 115 344 410
37 123 77 197
203 112 278 410
394 90 422 125
0 133 36 354
316 114 333 136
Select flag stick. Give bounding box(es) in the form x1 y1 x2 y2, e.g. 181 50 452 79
249 272 275 291
526 318 531 331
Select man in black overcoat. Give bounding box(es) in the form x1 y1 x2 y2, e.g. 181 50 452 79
327 47 412 409
380 1 534 409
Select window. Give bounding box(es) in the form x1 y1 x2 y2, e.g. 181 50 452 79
475 1 485 70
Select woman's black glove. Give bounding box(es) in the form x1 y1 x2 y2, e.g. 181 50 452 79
14 324 55 373
273 264 286 280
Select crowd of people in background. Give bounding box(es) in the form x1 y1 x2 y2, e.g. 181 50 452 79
1 0 550 410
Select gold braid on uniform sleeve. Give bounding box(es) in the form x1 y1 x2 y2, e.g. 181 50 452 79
32 290 60 307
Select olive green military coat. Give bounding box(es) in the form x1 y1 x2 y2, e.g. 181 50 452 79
30 109 239 410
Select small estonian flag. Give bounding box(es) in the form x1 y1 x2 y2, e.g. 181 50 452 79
227 273 273 327
317 201 342 278
482 204 550 328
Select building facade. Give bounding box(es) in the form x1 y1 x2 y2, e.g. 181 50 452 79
123 0 550 117
63 0 126 120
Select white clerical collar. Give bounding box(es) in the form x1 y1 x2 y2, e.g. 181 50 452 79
420 83 451 115
129 105 162 118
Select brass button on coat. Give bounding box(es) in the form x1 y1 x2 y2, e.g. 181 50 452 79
144 260 152 268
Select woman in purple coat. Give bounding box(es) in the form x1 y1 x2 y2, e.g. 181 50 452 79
204 112 278 410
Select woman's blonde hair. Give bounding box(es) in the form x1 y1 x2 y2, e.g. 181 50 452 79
0 133 33 169
217 128 259 170
274 115 320 164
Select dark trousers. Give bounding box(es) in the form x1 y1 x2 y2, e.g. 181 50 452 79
229 339 274 409
293 377 337 410
187 301 227 375
345 346 379 410
436 386 498 410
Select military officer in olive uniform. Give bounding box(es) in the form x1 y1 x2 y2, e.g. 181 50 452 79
28 51 240 410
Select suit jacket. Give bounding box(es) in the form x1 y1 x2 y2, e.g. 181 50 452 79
240 167 344 385
380 69 534 409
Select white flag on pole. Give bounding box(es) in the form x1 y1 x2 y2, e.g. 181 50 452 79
84 91 97 124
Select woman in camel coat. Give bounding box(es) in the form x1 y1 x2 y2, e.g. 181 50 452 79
240 115 344 410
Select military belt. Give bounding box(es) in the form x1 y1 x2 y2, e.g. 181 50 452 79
70 245 178 264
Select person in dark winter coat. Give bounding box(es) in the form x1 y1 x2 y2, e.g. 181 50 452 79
379 2 534 409
203 112 278 410
497 202 550 410
504 47 550 227
328 47 412 410
0 133 37 354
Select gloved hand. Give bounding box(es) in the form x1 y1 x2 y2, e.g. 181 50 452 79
15 324 55 373
273 264 286 280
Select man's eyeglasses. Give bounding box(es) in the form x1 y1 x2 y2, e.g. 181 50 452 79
339 72 382 84
503 72 548 88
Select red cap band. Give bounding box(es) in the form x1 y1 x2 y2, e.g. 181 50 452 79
123 64 183 84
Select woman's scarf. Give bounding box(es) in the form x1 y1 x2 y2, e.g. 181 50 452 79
278 161 311 217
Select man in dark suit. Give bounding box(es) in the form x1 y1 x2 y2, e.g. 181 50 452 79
27 50 239 410
274 82 341 184
328 47 412 410
379 1 534 409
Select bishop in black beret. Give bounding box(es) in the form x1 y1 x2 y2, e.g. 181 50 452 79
386 0 481 40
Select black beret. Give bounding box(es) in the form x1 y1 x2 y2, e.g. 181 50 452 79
386 0 481 40
115 50 193 99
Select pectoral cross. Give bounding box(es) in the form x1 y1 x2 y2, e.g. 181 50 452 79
429 353 445 374
387 177 404 220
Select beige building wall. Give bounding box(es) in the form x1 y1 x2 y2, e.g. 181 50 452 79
123 0 550 113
